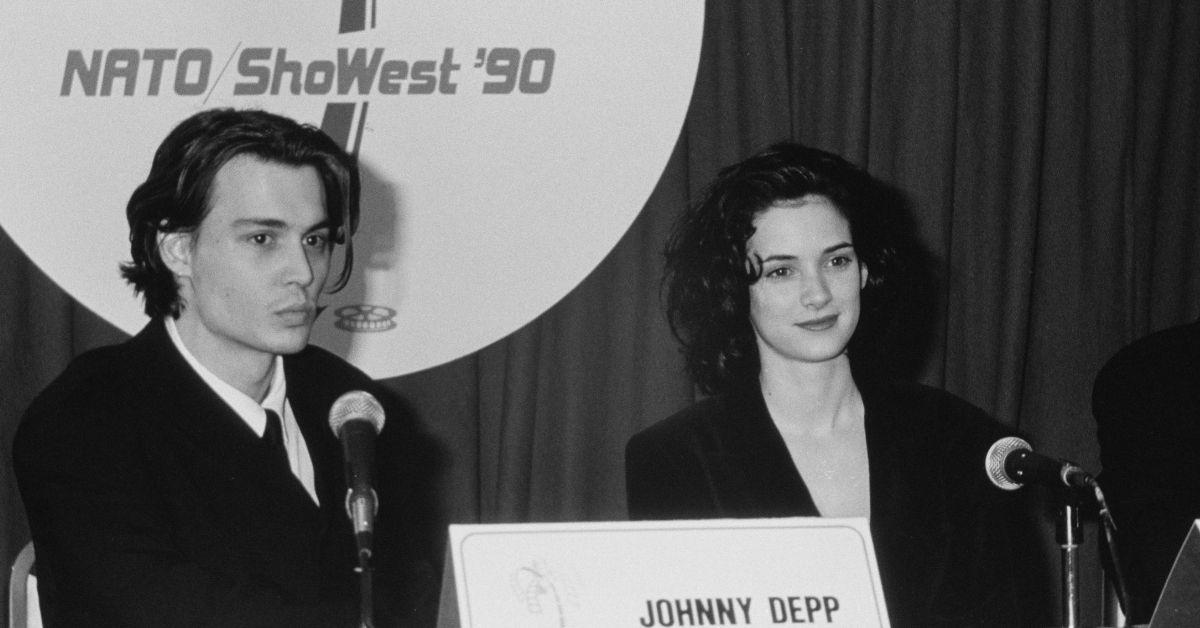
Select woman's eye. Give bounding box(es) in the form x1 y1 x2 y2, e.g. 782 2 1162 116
305 233 330 248
766 266 791 278
829 255 854 267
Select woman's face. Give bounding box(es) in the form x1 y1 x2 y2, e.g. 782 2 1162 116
746 195 868 367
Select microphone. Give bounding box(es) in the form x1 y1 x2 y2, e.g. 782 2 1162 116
329 390 386 561
985 436 1095 491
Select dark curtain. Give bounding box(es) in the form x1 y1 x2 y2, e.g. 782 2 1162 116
3 2 1198 625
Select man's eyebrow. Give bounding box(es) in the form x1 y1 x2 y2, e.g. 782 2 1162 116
304 219 334 233
230 218 333 232
231 218 287 229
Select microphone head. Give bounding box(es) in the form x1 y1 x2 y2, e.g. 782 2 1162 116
329 390 386 436
986 436 1031 491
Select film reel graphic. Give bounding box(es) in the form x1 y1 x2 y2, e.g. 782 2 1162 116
334 304 398 332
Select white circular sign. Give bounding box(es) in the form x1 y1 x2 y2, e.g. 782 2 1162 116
0 2 703 377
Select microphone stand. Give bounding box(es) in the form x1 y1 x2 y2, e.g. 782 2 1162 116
1093 481 1131 627
1055 478 1132 628
357 549 374 628
350 488 378 628
1057 496 1082 628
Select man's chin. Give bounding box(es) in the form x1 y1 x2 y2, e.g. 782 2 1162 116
268 330 314 355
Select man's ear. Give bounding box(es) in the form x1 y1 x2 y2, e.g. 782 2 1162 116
158 231 193 278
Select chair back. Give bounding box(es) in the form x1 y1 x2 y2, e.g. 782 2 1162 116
8 542 39 628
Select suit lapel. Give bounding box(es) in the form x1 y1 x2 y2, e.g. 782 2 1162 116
130 321 320 515
709 386 819 516
859 380 948 614
861 380 949 536
707 380 947 529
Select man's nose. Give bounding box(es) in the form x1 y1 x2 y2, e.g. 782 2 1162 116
282 240 315 287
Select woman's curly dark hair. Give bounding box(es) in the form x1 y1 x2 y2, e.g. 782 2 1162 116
664 141 919 395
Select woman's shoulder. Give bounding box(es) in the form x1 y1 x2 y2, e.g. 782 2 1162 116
862 380 1021 508
631 394 728 444
628 387 761 452
861 378 1013 444
863 378 987 416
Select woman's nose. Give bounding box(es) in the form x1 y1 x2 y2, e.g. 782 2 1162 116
800 273 832 309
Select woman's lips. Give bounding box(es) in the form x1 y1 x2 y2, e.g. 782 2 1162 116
796 314 838 331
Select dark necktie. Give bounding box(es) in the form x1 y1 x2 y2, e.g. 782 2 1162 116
262 409 290 472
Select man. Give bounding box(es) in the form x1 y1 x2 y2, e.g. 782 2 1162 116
1093 319 1200 623
14 109 434 626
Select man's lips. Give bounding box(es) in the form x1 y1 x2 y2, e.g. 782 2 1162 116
796 314 838 331
275 304 316 324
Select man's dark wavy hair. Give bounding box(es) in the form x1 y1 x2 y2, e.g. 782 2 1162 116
664 141 914 396
120 108 360 318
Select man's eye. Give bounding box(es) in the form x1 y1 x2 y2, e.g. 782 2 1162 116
250 234 272 245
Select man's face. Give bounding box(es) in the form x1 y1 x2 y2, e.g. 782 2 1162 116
167 154 333 368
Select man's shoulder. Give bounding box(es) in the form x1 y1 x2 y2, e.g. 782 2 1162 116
286 343 373 389
24 336 142 416
1096 321 1200 388
283 343 398 428
1093 320 1200 422
14 336 149 470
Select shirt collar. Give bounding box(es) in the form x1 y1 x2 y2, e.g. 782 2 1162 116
164 317 287 432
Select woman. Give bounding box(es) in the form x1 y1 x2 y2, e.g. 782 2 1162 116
625 142 1044 626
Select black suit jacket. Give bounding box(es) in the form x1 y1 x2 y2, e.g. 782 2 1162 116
626 379 1045 627
1093 320 1200 623
14 320 435 627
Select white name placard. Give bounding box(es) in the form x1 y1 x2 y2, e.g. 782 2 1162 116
438 518 890 628
1151 519 1200 627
